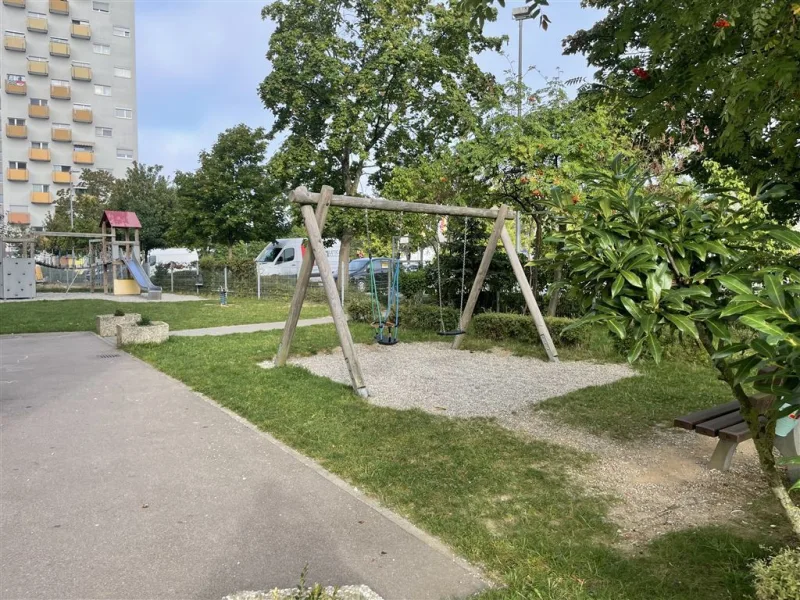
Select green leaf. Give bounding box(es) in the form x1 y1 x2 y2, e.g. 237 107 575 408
705 319 731 341
646 334 663 364
664 313 700 340
646 272 662 305
763 273 785 310
738 315 787 338
720 302 760 317
611 275 624 298
607 319 626 339
627 338 644 363
749 337 777 359
717 275 751 296
640 313 657 333
711 343 749 360
620 297 643 322
620 270 643 288
684 241 707 261
767 228 800 248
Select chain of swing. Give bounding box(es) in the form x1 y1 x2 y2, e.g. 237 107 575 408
364 209 469 345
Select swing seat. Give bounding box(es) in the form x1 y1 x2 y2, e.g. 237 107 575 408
375 335 399 346
437 329 466 337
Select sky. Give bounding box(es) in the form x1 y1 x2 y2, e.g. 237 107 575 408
135 1 604 177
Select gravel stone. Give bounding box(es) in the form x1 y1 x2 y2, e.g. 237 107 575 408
284 342 636 418
224 585 383 600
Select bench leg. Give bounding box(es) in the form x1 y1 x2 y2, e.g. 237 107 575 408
774 423 800 484
709 439 738 471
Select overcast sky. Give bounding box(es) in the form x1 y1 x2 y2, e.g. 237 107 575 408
135 1 603 176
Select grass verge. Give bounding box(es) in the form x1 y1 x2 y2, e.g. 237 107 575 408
0 297 329 334
127 324 789 600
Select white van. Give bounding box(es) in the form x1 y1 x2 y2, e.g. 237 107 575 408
255 238 341 278
147 248 199 272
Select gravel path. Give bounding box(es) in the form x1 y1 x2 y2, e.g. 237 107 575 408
285 342 635 418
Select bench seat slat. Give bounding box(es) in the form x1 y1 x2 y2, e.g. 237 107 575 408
719 421 752 443
674 401 741 430
695 410 745 436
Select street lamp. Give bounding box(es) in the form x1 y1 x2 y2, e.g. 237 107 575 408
512 6 535 254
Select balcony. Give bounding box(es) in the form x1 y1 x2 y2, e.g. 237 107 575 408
50 85 71 100
51 128 72 142
4 0 26 7
7 169 30 182
29 104 50 119
73 151 94 165
5 81 27 95
49 0 68 15
72 108 92 123
28 60 49 76
49 41 70 57
27 16 48 33
52 171 72 184
31 191 53 204
70 23 90 39
4 35 26 52
6 124 28 138
8 212 31 226
70 65 91 81
29 148 51 161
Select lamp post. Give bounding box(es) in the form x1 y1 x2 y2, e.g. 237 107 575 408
512 6 535 254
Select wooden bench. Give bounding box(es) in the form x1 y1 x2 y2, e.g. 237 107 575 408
675 401 799 482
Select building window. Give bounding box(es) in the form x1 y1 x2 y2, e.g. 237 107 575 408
73 102 91 111
116 148 133 160
7 74 27 84
9 161 28 170
92 1 110 13
9 117 26 126
28 11 46 18
51 36 68 44
98 168 113 174
51 79 70 88
112 26 130 38
30 98 49 106
5 30 25 38
94 84 111 96
71 19 89 26
32 141 49 149
52 122 71 130
113 67 131 79
96 126 112 137
75 144 93 152
72 60 90 67
92 43 110 55
114 107 132 119
29 55 48 63
53 165 71 172
33 184 50 193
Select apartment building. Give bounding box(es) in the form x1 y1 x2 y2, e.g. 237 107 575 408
1 0 137 229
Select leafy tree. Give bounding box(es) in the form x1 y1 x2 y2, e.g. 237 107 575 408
547 157 800 535
172 125 289 260
260 0 504 291
77 169 116 203
109 163 177 258
41 190 106 254
562 0 800 223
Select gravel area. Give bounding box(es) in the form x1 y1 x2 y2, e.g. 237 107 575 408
225 585 383 600
0 292 201 303
283 342 635 418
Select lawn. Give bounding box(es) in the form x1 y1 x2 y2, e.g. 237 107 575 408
0 297 329 334
127 323 791 600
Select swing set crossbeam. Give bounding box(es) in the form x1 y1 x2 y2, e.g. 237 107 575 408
290 187 518 220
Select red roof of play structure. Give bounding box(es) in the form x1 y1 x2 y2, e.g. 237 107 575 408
100 210 141 229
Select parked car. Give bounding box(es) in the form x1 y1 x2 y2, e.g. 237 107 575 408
348 257 395 292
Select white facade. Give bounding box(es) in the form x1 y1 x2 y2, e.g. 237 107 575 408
1 0 138 229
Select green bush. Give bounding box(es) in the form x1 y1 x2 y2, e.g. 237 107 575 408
752 547 800 600
471 312 598 347
138 315 152 326
113 308 125 317
399 269 428 298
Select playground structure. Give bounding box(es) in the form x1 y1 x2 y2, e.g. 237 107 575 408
274 185 559 397
100 210 161 299
1 210 161 300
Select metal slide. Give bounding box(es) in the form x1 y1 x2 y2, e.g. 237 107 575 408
121 256 162 299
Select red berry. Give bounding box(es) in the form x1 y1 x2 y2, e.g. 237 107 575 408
713 18 731 28
632 67 650 80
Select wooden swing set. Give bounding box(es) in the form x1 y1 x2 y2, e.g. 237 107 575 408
274 185 559 398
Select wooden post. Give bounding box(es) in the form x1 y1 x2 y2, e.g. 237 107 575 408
274 186 333 367
452 205 508 350
102 222 108 294
134 228 140 260
89 244 95 293
301 203 369 397
499 227 559 362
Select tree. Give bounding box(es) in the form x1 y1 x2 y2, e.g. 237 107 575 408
547 156 800 535
172 125 288 260
260 0 504 292
109 163 177 258
562 0 800 223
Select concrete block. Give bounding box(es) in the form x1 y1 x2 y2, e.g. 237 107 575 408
96 313 141 337
116 321 169 347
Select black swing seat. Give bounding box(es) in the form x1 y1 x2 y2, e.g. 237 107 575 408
375 335 399 346
437 330 466 337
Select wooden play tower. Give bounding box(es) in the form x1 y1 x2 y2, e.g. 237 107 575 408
100 210 142 295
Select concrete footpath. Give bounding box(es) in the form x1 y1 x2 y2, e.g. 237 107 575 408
171 316 335 337
0 333 485 599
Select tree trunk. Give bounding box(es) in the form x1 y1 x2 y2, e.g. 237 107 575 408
698 325 800 538
337 231 353 297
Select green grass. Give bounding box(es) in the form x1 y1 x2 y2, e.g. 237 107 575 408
127 324 790 600
0 297 329 334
